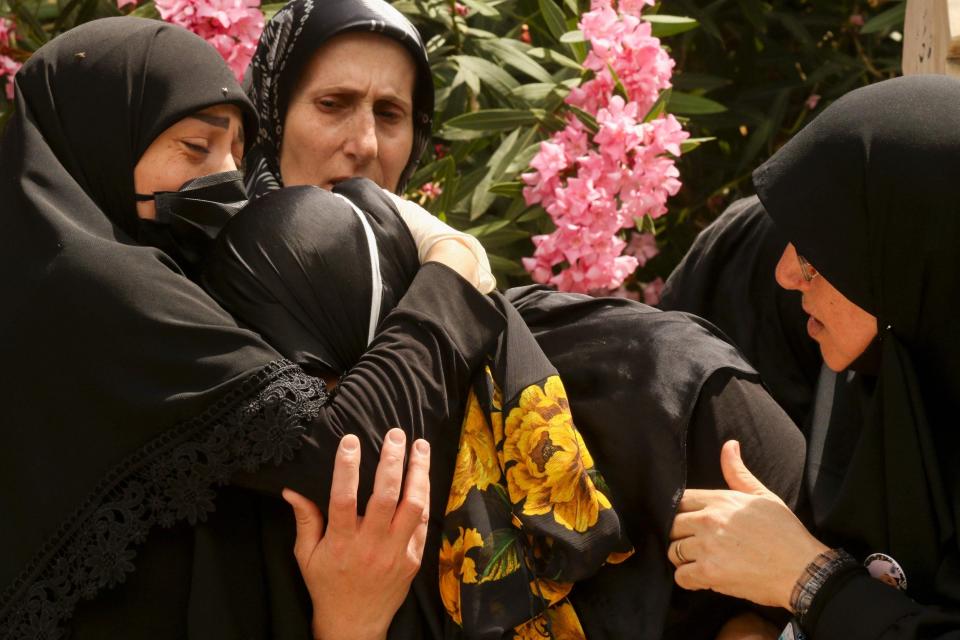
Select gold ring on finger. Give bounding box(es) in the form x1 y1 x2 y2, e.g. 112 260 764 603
676 539 689 564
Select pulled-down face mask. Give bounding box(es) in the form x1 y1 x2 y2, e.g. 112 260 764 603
136 170 248 277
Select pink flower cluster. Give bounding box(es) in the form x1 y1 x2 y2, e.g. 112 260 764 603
522 0 688 293
155 0 264 81
0 18 21 101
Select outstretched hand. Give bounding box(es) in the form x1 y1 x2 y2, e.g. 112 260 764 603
282 429 430 640
667 440 828 610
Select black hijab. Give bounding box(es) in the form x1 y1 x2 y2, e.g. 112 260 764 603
659 195 821 428
754 74 960 606
0 18 323 636
244 0 434 197
204 180 633 637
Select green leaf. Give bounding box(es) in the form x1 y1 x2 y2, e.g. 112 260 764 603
643 88 671 122
559 29 584 43
643 15 699 38
512 82 564 103
471 127 538 219
526 47 584 72
504 141 542 175
667 91 727 115
451 55 519 95
489 181 524 197
477 39 553 83
444 108 542 131
680 136 715 153
566 104 598 133
538 0 568 41
633 213 656 234
859 1 906 35
488 253 530 277
260 1 285 19
460 0 500 18
736 0 767 32
128 0 158 18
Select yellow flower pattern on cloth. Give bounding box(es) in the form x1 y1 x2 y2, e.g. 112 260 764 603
447 391 502 513
440 369 633 637
438 526 483 626
503 376 611 532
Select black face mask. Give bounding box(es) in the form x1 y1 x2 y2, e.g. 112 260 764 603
136 170 247 278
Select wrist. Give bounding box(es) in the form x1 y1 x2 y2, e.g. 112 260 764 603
788 548 858 619
312 616 388 640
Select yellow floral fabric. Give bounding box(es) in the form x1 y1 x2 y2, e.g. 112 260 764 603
440 368 633 637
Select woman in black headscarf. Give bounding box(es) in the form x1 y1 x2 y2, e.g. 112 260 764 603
667 75 960 639
0 17 504 639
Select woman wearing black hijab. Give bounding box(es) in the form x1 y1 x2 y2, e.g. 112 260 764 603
667 75 960 639
0 17 505 639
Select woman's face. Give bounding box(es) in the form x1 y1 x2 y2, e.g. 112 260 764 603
134 104 244 220
775 243 878 372
280 32 416 193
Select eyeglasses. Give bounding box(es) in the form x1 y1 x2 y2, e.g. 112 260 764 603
797 254 819 283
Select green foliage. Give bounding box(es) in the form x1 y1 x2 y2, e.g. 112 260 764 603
0 0 906 289
398 0 905 289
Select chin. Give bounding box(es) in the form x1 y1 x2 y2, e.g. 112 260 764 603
820 345 854 373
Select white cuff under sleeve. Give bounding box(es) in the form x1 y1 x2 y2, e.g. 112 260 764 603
387 192 497 294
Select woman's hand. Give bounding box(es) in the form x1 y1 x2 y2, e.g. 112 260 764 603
668 440 828 611
282 428 431 640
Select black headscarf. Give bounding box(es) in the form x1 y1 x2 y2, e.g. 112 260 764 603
754 74 960 606
0 18 324 635
204 180 634 637
659 195 821 428
244 0 434 197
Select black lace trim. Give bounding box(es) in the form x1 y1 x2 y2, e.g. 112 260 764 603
0 359 326 639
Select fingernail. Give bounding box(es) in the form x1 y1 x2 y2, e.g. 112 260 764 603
387 429 405 444
340 436 359 452
415 439 430 456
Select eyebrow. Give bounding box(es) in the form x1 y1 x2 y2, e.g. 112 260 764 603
311 84 413 109
189 113 230 129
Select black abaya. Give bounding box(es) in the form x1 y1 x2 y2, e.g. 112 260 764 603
0 19 502 638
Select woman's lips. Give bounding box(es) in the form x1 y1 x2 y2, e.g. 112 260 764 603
807 315 824 338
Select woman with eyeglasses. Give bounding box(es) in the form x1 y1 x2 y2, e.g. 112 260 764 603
666 75 960 639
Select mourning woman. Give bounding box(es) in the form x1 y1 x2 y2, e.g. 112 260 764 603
0 18 503 639
243 1 809 636
667 75 960 639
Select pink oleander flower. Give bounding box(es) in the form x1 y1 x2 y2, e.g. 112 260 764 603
156 0 264 81
0 18 20 101
421 181 443 200
624 232 658 267
641 277 664 305
849 14 865 27
805 93 821 111
522 0 687 293
117 0 138 8
454 2 468 17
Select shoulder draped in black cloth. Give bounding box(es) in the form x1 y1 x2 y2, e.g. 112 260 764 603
659 195 821 428
754 74 960 637
204 180 805 639
244 0 434 197
0 18 504 639
0 18 294 634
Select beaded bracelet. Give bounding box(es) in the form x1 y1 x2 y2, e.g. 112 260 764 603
789 548 859 623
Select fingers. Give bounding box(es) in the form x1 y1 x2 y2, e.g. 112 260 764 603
364 428 407 533
720 440 770 496
391 439 431 544
283 488 325 566
676 489 712 513
667 534 701 567
327 434 361 536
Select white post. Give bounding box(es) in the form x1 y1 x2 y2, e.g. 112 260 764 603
902 0 960 76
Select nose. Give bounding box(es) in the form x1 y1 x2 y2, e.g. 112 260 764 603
343 108 378 166
217 152 238 174
775 243 807 292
